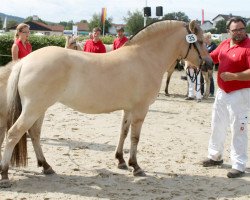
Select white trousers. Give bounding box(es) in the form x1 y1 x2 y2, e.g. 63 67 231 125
187 68 202 99
208 88 250 172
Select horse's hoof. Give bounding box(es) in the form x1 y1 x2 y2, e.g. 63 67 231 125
0 179 12 188
43 167 55 175
133 169 146 177
118 163 128 170
165 93 170 96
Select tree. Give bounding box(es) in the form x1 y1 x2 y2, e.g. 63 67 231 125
88 13 112 34
163 12 190 22
0 18 2 29
24 16 48 25
7 20 18 29
246 24 250 33
123 10 144 36
215 19 227 33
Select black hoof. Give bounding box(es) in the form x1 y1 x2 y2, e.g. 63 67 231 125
43 167 55 175
118 163 128 170
133 169 146 177
0 179 11 188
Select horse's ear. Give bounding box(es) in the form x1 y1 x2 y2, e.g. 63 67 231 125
189 20 199 34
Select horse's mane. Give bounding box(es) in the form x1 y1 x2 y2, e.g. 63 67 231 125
125 20 186 46
0 61 18 84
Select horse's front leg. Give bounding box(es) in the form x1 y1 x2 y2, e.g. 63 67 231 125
0 116 7 162
0 126 6 162
115 111 131 170
128 106 148 176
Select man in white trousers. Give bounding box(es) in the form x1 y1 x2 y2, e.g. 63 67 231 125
202 17 250 178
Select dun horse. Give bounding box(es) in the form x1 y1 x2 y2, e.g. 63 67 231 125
0 20 210 187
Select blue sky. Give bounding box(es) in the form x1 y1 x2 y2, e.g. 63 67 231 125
2 0 250 24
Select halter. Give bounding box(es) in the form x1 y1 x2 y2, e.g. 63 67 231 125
183 24 203 66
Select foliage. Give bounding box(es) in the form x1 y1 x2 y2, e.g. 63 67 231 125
163 12 190 22
101 35 115 44
0 34 66 66
0 34 13 65
246 24 250 33
0 17 2 29
88 13 112 34
7 20 18 29
215 20 227 33
123 10 144 36
59 20 74 30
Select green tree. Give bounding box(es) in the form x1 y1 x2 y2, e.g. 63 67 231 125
24 16 48 25
246 24 250 33
123 10 144 35
7 20 18 29
0 18 2 29
88 13 112 34
163 12 190 22
215 19 227 33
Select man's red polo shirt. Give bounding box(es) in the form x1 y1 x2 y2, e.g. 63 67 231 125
210 37 250 93
83 39 106 53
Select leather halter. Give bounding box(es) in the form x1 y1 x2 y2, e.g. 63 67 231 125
183 24 203 65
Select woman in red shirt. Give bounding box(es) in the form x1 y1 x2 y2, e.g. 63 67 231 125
11 23 32 61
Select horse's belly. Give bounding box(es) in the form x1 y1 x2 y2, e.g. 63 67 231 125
59 95 127 114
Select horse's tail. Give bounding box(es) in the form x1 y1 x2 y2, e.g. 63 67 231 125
6 61 27 167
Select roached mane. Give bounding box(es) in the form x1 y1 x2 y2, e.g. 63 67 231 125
125 20 186 46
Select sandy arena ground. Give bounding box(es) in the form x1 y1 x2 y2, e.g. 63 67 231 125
1 70 250 200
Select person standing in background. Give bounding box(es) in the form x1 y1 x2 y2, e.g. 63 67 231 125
113 26 128 50
204 32 217 97
83 27 106 53
11 23 32 61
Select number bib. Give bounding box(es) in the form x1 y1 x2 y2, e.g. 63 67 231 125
186 34 197 43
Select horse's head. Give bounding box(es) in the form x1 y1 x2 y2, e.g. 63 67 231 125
65 35 78 50
181 20 212 67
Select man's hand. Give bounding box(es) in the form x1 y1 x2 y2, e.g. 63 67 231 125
220 72 237 81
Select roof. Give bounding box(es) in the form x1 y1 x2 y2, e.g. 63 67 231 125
9 20 64 32
212 14 247 22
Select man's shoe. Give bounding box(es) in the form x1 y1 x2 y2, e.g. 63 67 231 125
202 158 223 167
227 169 244 178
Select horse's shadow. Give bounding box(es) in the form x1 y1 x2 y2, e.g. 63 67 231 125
3 168 250 199
40 137 117 152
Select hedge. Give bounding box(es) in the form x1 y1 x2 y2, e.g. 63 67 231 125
0 34 115 66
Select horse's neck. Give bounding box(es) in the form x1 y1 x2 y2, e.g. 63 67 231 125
135 33 183 74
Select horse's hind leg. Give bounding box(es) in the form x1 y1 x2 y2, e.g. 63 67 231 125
128 105 149 176
0 112 38 187
164 62 176 96
115 111 131 170
202 71 210 99
28 115 55 175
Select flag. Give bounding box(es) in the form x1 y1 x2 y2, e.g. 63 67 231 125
101 7 107 24
201 9 204 24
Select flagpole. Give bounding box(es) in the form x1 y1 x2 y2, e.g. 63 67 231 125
103 20 105 36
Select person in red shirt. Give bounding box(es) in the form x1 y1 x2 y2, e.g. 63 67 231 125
202 17 250 178
11 23 32 61
83 27 106 53
113 27 128 50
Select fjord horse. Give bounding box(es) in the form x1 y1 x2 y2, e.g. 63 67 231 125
0 20 210 187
